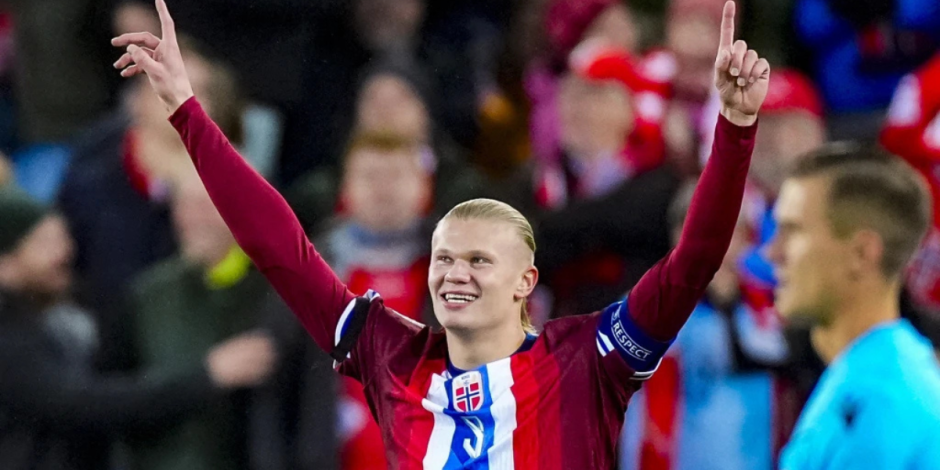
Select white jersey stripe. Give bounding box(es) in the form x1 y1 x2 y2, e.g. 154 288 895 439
334 290 381 346
486 358 517 470
333 298 357 346
422 374 455 469
598 330 615 353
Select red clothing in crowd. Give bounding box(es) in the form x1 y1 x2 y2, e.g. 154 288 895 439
881 53 940 310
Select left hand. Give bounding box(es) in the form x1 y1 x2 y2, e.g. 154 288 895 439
714 1 769 127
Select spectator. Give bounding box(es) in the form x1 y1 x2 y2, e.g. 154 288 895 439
280 0 501 183
620 182 787 470
527 42 679 320
356 60 490 216
248 296 340 470
113 0 318 177
699 68 829 449
126 174 288 470
312 131 442 470
880 52 940 339
534 41 668 206
112 0 160 38
287 58 486 230
254 313 339 470
794 0 940 139
707 69 827 325
658 0 727 174
319 132 434 324
114 0 315 111
0 187 276 470
354 62 432 142
57 36 243 371
527 0 651 171
545 0 638 70
472 0 544 179
664 0 725 109
6 0 119 144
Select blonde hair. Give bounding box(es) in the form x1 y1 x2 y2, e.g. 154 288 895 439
442 198 538 334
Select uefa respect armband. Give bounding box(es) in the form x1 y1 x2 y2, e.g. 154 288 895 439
595 300 673 380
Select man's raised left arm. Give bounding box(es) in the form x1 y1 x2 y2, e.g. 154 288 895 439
597 1 769 377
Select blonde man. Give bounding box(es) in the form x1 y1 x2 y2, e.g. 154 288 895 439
112 1 769 467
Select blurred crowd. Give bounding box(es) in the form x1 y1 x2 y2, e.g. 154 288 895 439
0 0 939 469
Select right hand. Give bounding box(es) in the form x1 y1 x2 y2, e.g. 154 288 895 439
206 331 278 389
112 0 194 114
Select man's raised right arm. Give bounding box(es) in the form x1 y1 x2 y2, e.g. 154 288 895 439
168 98 353 350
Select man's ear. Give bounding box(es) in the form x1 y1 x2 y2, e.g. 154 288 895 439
514 266 539 301
848 229 885 281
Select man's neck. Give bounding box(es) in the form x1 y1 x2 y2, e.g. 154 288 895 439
446 323 527 371
812 280 901 364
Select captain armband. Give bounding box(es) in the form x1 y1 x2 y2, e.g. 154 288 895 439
595 300 674 381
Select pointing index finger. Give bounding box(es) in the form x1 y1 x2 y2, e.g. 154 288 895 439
719 1 735 52
155 0 176 42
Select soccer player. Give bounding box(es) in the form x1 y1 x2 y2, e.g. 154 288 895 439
112 1 769 467
771 145 940 469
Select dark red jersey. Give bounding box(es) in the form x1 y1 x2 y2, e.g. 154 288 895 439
169 98 756 469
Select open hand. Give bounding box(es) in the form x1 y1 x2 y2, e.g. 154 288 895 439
714 1 769 127
112 0 194 114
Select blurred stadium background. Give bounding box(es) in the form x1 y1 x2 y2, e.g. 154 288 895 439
0 0 938 469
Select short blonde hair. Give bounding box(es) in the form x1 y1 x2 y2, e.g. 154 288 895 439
442 198 538 333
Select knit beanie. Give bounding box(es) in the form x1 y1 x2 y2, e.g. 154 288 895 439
0 187 48 255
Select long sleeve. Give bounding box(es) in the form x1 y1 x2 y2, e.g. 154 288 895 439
169 98 354 352
627 114 756 341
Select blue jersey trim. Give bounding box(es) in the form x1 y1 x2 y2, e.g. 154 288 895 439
597 301 674 374
446 333 538 378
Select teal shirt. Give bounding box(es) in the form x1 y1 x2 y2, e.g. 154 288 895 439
780 320 940 470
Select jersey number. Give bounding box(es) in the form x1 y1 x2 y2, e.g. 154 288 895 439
462 416 484 458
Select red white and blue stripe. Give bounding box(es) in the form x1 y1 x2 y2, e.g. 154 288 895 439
420 358 519 469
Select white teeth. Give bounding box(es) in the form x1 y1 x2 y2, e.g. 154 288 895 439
444 293 478 303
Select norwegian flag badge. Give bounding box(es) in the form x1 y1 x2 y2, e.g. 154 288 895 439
452 371 484 413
